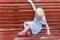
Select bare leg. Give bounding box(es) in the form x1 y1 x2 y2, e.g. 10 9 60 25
17 22 31 36
24 22 27 29
22 25 30 33
23 22 31 35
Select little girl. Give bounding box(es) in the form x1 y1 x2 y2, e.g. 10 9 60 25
17 0 51 36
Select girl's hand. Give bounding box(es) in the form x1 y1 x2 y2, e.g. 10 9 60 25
47 31 51 35
28 0 32 2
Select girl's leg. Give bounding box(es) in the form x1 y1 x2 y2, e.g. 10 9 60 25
22 25 30 33
17 22 31 36
24 22 27 29
23 22 31 35
17 25 30 36
24 21 32 29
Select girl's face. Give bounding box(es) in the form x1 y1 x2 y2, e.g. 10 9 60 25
35 8 44 20
35 14 42 20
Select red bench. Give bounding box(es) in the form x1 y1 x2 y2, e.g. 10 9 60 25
0 1 60 40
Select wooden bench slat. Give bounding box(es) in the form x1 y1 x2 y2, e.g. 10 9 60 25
0 0 60 2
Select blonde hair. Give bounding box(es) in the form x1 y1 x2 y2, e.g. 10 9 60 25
36 8 44 16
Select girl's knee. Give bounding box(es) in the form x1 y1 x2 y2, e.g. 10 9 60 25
23 22 25 24
24 22 26 25
24 22 28 26
24 22 28 29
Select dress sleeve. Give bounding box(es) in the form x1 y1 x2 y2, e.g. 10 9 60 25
40 16 47 25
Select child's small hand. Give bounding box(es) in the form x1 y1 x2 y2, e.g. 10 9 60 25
27 0 32 2
47 31 51 35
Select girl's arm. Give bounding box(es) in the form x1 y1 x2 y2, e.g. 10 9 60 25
28 0 36 12
45 22 51 35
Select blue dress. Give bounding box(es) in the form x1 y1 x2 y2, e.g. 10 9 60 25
25 16 46 35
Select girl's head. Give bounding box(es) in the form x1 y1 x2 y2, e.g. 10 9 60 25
35 8 44 19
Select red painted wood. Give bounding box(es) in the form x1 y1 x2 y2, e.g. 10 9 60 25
0 29 60 40
0 3 60 7
0 0 59 40
0 6 60 29
0 0 60 2
0 19 60 24
0 12 60 19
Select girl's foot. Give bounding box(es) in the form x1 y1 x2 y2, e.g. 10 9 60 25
17 31 27 36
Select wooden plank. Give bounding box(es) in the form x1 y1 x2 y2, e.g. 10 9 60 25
0 17 60 21
0 29 60 34
0 6 60 10
0 23 60 29
0 29 60 40
0 0 60 2
0 18 60 24
15 30 60 40
0 3 60 7
0 12 60 17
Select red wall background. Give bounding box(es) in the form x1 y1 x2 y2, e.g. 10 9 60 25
0 0 60 2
